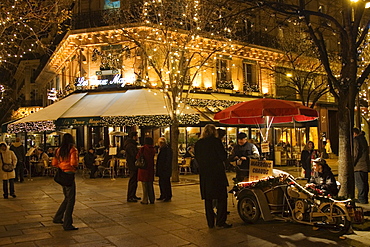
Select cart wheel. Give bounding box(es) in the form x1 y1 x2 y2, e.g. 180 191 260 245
238 194 261 223
321 205 351 236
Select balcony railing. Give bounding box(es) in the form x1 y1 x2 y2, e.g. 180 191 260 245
71 10 280 50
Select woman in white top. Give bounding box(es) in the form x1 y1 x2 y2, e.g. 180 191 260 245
0 142 18 199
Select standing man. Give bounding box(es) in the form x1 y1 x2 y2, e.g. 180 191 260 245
229 133 260 181
195 124 231 229
123 131 141 202
353 128 369 204
10 137 25 183
156 137 173 202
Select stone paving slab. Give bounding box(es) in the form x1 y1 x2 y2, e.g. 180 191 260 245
0 167 368 246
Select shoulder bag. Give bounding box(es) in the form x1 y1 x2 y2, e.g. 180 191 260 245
1 153 14 172
135 149 147 169
54 168 75 186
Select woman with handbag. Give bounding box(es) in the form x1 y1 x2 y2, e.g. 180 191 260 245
301 141 320 180
0 142 17 199
137 137 156 204
52 133 79 231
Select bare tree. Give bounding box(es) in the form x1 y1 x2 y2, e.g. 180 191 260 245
103 0 241 181
0 0 73 70
0 0 73 122
232 0 370 197
269 25 330 107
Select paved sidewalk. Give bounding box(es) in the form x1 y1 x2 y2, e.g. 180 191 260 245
0 166 369 247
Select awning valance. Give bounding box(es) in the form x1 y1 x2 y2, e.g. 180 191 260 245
7 89 201 133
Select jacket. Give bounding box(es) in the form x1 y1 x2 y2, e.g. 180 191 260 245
156 145 173 178
84 152 96 169
0 145 18 180
195 136 228 200
137 144 156 182
10 142 25 163
353 133 369 172
301 149 320 178
229 142 258 169
123 138 139 170
52 147 79 173
309 166 338 196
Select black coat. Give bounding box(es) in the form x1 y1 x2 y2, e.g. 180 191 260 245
353 133 369 172
156 145 172 178
195 136 228 200
229 142 256 169
300 149 320 179
123 138 139 170
84 152 96 169
10 143 25 163
309 167 338 196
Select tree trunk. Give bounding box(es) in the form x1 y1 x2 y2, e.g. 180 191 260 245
337 99 355 198
171 120 180 182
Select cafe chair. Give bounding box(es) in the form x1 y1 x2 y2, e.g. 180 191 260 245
81 160 90 179
116 159 128 177
43 160 55 176
101 159 115 179
179 157 192 175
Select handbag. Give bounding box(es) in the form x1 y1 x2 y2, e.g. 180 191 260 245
1 153 14 172
54 168 75 186
135 149 147 169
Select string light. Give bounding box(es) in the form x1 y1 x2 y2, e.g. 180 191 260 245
0 0 72 67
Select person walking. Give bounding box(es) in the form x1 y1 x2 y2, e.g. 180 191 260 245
52 133 79 231
353 128 369 204
300 141 320 180
124 131 141 202
10 137 25 183
0 142 17 199
137 137 156 204
156 137 173 202
194 124 232 229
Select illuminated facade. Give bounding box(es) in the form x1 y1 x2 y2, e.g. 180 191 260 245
10 0 346 163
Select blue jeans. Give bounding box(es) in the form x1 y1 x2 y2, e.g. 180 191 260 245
54 180 76 229
355 171 369 204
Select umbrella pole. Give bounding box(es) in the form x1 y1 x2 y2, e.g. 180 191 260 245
293 119 299 177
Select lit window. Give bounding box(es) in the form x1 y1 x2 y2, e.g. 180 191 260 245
104 0 120 9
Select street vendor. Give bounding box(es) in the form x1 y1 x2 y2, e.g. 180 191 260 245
305 158 338 196
229 133 260 181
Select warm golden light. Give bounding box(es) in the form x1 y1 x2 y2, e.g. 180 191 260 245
262 87 269 94
204 81 212 88
286 73 293 77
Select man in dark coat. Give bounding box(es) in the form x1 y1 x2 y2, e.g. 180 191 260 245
84 148 97 178
156 137 173 202
123 131 140 202
229 132 259 181
10 137 25 183
195 124 231 229
353 128 369 204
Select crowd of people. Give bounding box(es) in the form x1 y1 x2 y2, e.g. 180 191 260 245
1 125 369 232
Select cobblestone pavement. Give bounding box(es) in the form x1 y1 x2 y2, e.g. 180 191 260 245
0 161 369 247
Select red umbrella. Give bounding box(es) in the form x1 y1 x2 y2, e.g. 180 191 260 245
214 98 318 125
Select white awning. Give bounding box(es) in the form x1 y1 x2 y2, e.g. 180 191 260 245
14 93 87 123
7 89 201 133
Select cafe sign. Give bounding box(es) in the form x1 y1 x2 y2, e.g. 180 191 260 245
56 117 103 126
249 159 273 181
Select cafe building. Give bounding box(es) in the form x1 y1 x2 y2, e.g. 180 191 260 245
4 3 341 165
